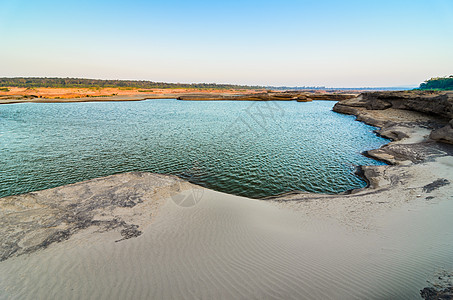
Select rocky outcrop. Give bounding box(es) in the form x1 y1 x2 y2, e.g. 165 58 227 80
177 92 357 102
430 119 453 144
334 90 453 118
420 287 453 300
330 90 453 167
271 91 453 206
420 270 453 300
360 91 453 118
333 91 453 145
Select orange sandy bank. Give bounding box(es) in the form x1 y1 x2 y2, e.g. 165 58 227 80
0 87 263 99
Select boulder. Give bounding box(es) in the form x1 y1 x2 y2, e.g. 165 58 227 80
430 119 453 144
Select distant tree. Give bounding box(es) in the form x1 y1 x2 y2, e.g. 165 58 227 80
419 76 453 90
0 77 263 90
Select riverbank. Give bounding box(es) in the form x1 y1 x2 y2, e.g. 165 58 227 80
270 90 453 231
1 91 453 299
0 89 357 104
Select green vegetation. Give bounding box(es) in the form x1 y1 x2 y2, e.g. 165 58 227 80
0 77 262 90
0 87 9 92
419 76 453 90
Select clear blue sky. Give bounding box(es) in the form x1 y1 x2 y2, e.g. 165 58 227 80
1 0 452 87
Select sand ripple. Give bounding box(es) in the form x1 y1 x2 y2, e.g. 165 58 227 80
1 187 453 299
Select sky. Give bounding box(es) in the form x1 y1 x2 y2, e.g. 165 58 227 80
0 0 452 87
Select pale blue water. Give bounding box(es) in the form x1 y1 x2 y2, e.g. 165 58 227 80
0 100 388 198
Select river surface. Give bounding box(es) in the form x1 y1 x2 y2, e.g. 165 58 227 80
0 100 388 198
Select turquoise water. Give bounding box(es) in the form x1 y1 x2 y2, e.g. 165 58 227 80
0 100 388 198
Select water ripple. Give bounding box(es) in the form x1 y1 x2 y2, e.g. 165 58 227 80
0 100 388 198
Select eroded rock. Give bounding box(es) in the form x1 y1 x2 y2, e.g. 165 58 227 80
0 172 195 261
430 120 453 144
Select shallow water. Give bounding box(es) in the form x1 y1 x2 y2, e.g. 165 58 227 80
0 100 388 198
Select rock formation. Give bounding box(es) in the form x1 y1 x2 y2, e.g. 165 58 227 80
430 119 453 144
333 90 453 144
177 92 357 102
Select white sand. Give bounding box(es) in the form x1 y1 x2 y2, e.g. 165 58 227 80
1 156 452 299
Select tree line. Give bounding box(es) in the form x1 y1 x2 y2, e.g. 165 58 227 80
0 77 263 90
419 76 453 90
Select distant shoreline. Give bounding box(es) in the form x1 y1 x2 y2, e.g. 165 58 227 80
0 89 358 104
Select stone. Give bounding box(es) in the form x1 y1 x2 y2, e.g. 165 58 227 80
430 121 453 144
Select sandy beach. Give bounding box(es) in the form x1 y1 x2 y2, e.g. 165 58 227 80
1 92 453 299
